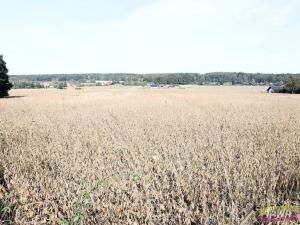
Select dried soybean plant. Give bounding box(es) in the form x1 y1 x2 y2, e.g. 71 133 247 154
0 86 299 224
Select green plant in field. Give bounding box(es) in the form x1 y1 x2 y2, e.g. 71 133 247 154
61 180 103 225
60 172 122 225
132 174 141 182
61 172 139 225
0 195 15 223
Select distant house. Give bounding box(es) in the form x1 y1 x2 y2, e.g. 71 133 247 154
42 82 54 88
223 82 233 86
81 82 95 86
95 80 113 86
148 83 158 88
267 83 285 93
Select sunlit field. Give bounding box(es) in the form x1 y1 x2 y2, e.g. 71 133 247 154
0 86 300 224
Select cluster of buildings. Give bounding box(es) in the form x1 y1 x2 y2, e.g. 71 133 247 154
41 80 121 88
148 83 180 88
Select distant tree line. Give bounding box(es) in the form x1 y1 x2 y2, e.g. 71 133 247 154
13 81 44 89
10 72 299 88
10 73 143 83
142 72 299 85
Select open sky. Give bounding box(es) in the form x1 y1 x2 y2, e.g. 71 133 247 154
1 0 300 74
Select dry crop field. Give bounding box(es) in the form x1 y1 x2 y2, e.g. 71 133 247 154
0 86 300 225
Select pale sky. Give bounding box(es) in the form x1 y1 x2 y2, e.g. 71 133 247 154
1 0 300 74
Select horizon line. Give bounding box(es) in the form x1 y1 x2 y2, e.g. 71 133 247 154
9 72 300 76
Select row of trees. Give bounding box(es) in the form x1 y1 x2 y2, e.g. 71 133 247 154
10 72 299 86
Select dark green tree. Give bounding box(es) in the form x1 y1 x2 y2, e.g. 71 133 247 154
285 76 300 94
55 81 67 89
0 55 13 97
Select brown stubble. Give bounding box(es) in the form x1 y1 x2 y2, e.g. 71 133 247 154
0 86 299 224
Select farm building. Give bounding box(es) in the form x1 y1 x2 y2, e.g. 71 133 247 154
267 84 285 93
95 80 113 86
148 83 159 88
42 82 54 88
80 82 95 86
223 82 233 86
